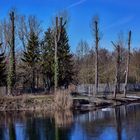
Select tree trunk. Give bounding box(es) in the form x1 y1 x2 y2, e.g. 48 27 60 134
54 34 58 92
54 17 62 92
94 20 99 96
112 42 121 99
31 68 35 93
124 31 131 97
8 11 16 95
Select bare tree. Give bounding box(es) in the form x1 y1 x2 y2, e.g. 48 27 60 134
2 19 11 52
92 17 100 96
7 11 16 95
28 15 42 36
18 15 28 50
76 40 90 84
0 22 7 52
0 10 20 57
111 42 121 98
53 17 63 92
130 49 140 83
52 10 69 29
124 31 131 97
76 40 90 59
17 15 42 50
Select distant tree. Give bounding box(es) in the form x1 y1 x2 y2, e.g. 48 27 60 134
76 40 91 84
18 15 42 50
130 49 140 83
76 40 90 59
0 43 6 86
98 48 113 83
22 31 39 92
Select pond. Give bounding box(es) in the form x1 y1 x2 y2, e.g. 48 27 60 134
0 103 140 140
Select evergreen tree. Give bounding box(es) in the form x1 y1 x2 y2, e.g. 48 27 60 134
41 28 54 90
57 24 74 88
42 24 74 90
22 31 39 91
0 44 7 86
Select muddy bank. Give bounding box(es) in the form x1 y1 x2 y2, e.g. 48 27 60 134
73 95 140 111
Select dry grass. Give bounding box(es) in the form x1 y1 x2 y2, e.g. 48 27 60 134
0 94 54 111
54 89 73 111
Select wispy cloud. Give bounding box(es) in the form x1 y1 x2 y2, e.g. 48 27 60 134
104 16 134 31
67 0 86 9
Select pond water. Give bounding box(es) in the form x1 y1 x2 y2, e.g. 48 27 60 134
0 103 140 140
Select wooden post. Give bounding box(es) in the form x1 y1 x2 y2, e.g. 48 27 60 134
94 20 99 97
54 17 62 92
124 31 131 97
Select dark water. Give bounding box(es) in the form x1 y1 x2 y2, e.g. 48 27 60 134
0 104 140 140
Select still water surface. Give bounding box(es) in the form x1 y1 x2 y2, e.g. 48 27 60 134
0 104 140 140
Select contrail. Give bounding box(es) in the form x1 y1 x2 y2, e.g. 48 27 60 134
67 0 86 9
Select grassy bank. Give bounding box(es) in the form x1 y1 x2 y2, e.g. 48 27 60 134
0 95 54 111
0 92 140 111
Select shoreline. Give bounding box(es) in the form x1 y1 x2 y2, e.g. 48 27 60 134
0 94 140 112
73 93 140 111
0 95 55 112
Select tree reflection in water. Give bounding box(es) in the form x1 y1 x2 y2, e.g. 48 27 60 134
0 104 140 140
0 111 73 140
54 111 73 140
76 105 140 140
9 122 16 140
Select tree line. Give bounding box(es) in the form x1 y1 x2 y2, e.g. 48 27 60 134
0 10 74 95
75 18 139 97
0 10 140 97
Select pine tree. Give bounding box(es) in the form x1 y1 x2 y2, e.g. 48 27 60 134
57 24 74 88
41 28 54 90
41 24 74 90
0 45 7 86
22 31 39 92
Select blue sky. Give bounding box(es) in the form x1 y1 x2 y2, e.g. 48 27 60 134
0 0 140 52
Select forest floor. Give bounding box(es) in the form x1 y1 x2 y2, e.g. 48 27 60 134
0 92 140 111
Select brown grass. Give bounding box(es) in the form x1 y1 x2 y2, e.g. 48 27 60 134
54 89 73 111
0 94 54 111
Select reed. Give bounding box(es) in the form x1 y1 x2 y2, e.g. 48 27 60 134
54 89 73 111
